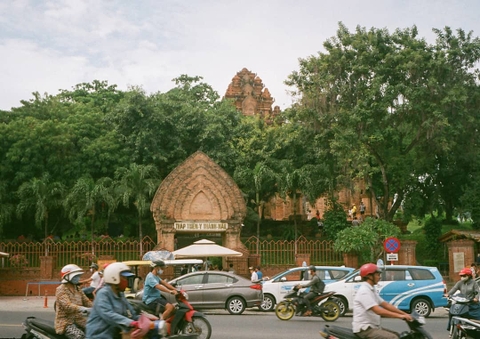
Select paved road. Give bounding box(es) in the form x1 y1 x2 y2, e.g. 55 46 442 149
0 296 452 338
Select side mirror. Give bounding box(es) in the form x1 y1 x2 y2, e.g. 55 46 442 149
280 277 287 282
354 276 362 282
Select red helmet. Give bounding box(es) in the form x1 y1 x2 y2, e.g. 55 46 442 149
459 268 473 276
360 263 381 278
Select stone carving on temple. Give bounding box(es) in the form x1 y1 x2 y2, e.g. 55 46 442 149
224 67 281 124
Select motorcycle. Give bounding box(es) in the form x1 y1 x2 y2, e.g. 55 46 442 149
447 295 475 337
274 286 341 322
21 308 90 339
450 316 480 339
128 290 211 339
319 311 433 339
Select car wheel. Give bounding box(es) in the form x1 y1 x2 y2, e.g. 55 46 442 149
411 298 431 317
260 294 275 312
330 296 347 316
226 296 246 315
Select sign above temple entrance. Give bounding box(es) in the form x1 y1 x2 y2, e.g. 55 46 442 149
174 222 228 232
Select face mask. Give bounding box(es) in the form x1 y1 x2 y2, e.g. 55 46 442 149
90 268 93 273
157 269 163 275
70 276 81 285
461 276 469 282
118 277 128 291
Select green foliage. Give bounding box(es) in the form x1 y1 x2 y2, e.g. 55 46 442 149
323 201 349 240
333 217 401 262
423 217 443 257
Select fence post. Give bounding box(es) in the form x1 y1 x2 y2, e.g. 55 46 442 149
40 256 56 280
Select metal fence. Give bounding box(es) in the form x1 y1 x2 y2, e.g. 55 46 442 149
0 236 157 269
0 236 343 269
244 236 343 266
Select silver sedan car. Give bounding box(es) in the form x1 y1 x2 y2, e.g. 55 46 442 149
165 270 263 315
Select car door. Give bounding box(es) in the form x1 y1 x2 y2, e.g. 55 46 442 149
202 272 235 308
170 272 206 306
324 271 363 311
274 269 305 300
377 267 408 306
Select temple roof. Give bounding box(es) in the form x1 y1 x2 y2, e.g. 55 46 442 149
438 229 480 243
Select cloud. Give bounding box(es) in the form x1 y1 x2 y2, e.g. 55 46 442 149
1 0 479 111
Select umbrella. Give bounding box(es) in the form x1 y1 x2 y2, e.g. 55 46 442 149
142 250 175 261
172 239 243 258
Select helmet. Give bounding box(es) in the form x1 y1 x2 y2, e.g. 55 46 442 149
150 260 165 268
360 263 381 278
104 262 135 284
309 265 316 272
60 264 84 284
459 268 473 276
90 263 99 270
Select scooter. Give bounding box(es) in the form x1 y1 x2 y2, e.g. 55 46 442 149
319 311 433 339
128 290 211 339
451 316 480 339
21 308 90 339
274 286 341 322
447 295 474 337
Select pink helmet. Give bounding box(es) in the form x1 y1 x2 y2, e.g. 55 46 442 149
360 263 381 278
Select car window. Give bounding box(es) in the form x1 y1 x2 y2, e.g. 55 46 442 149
316 270 326 280
409 268 435 280
176 275 204 285
383 269 406 281
206 273 234 284
330 269 349 279
279 270 302 281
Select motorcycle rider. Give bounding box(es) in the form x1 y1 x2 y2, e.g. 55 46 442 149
143 260 178 320
296 265 325 316
55 264 93 339
353 263 412 339
86 262 161 339
445 267 480 319
80 263 100 299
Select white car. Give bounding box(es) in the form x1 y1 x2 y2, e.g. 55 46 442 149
260 265 354 311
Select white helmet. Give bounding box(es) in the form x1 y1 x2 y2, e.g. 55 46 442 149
60 264 84 284
104 262 134 284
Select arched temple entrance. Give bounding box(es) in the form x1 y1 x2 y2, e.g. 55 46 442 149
150 151 248 255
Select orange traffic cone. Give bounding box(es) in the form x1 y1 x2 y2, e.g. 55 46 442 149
43 291 48 308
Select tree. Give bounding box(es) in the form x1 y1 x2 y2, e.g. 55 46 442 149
333 217 401 263
115 164 160 256
64 176 118 253
16 173 65 253
234 161 275 253
286 23 480 221
0 181 14 237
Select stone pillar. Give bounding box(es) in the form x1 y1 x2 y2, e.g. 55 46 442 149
398 240 417 265
40 256 56 280
295 253 310 267
156 220 175 251
447 239 475 282
343 252 359 269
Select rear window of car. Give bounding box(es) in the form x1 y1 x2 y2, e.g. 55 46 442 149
409 268 435 280
207 273 235 284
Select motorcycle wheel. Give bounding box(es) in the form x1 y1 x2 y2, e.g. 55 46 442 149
181 316 212 339
320 300 340 322
275 301 295 321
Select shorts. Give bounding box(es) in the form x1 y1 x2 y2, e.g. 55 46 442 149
146 297 168 315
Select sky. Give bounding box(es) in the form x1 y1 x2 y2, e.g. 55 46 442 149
0 0 478 111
